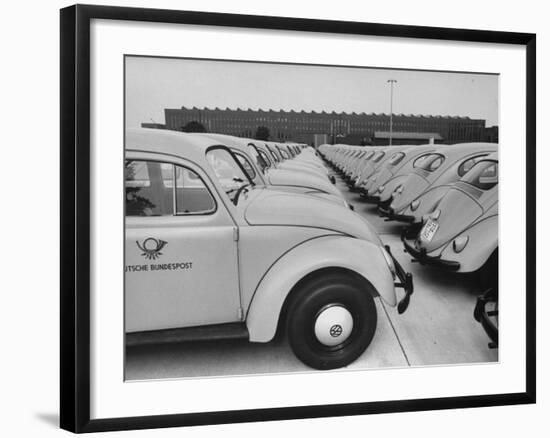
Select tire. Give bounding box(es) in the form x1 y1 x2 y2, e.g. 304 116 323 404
286 273 377 370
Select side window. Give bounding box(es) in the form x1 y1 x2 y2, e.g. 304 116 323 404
125 160 215 217
457 155 487 177
175 166 216 214
125 161 171 217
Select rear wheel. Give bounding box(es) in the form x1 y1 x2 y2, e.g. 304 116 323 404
286 273 377 370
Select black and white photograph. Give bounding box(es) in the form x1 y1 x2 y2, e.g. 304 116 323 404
54 3 537 433
124 56 500 380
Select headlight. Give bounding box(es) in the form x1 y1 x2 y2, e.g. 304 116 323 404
380 246 396 279
452 236 469 253
394 185 403 195
377 185 385 193
410 200 420 211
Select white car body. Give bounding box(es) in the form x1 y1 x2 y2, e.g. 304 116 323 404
124 128 413 369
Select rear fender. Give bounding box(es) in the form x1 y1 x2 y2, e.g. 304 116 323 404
439 214 498 273
377 174 407 201
246 235 395 342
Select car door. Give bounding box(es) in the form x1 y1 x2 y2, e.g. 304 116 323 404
125 155 241 333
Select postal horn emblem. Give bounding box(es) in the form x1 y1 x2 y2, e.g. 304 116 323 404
136 238 167 260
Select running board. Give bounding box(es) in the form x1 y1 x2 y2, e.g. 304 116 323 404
126 322 249 347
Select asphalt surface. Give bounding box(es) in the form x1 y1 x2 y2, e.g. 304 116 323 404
126 170 497 381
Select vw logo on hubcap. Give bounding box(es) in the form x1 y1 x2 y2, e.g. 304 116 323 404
330 324 343 337
314 305 354 347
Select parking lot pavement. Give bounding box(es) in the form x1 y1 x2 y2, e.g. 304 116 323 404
125 171 497 381
126 297 407 380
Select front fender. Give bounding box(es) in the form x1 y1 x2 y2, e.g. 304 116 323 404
246 235 396 342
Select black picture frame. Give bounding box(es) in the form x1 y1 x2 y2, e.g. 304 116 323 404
60 4 536 433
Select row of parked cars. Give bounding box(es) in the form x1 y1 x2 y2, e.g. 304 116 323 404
125 128 413 369
319 142 499 347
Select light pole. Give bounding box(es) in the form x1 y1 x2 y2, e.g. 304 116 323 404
387 79 397 146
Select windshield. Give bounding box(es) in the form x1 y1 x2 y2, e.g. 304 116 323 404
462 160 498 190
414 153 445 172
206 147 253 204
267 145 280 163
247 143 270 174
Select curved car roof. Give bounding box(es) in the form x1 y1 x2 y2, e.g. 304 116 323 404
432 142 498 160
480 151 499 161
126 128 222 158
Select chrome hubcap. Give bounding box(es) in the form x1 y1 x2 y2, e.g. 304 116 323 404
314 305 354 347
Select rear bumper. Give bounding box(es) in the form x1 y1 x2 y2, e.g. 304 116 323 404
378 202 415 223
474 288 498 348
377 199 392 217
401 237 461 271
384 245 414 314
360 192 381 203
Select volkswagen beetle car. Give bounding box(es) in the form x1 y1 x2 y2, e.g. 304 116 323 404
125 128 413 370
352 146 411 190
362 145 439 204
196 133 346 206
359 145 413 195
396 145 498 224
352 147 391 188
380 143 497 221
260 141 330 181
260 141 332 182
401 152 498 274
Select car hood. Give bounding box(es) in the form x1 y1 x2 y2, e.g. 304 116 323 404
245 190 381 243
267 168 341 197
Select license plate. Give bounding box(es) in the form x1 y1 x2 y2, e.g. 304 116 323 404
420 219 439 242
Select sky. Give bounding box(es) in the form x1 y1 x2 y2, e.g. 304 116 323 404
125 56 499 129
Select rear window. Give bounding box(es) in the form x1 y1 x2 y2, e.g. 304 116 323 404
462 160 498 190
372 151 386 163
414 153 445 172
364 151 375 160
457 155 488 177
388 152 405 166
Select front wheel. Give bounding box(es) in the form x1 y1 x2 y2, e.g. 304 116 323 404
286 273 377 370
